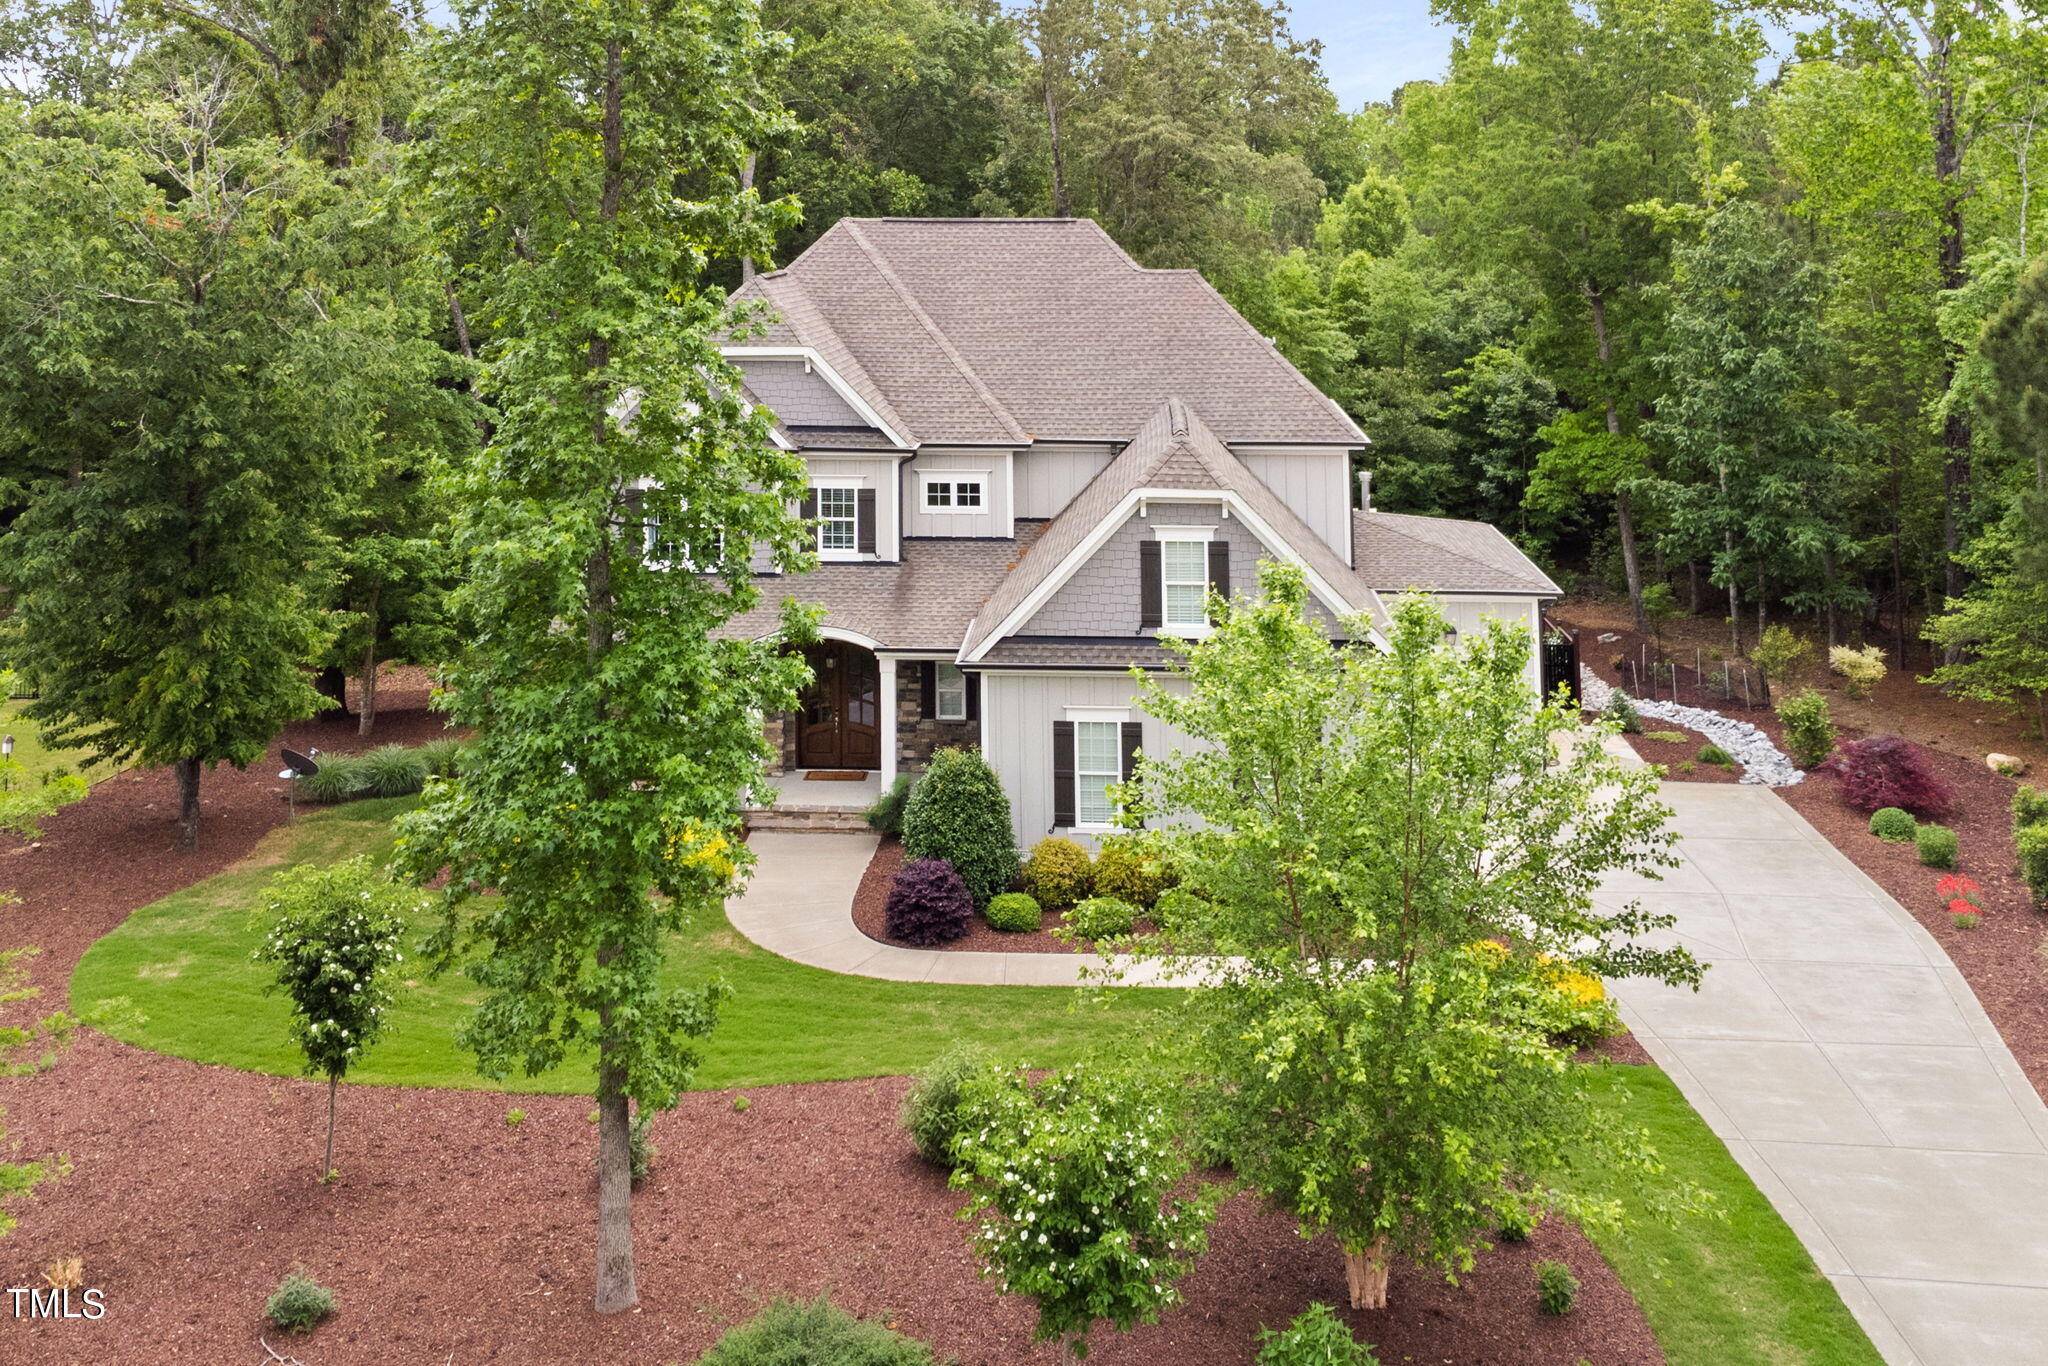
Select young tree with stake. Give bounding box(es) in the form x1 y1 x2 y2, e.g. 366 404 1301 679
395 0 814 1315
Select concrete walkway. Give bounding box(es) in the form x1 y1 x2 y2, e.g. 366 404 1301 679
1608 783 2048 1366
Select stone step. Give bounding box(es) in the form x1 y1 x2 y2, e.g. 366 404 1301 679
743 808 874 834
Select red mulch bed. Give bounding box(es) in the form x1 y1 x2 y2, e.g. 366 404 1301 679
1619 720 1741 784
0 677 1663 1364
849 838 1162 955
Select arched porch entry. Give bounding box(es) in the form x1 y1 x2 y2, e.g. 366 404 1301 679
796 639 882 770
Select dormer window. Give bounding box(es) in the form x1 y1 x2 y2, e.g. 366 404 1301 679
1161 540 1209 628
922 472 986 513
1141 526 1229 637
804 482 876 558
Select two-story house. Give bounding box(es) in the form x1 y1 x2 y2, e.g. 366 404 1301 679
723 217 1559 847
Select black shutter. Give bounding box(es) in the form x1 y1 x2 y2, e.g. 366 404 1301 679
1208 540 1230 602
856 488 877 554
1052 720 1075 828
965 672 980 721
1120 721 1142 781
799 489 819 552
919 661 936 719
1139 540 1162 628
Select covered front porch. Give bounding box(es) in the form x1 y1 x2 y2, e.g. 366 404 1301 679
743 768 881 834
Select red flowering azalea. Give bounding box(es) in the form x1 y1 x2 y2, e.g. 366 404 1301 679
1938 872 1982 915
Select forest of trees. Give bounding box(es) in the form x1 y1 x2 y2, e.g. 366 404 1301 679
3 0 2048 809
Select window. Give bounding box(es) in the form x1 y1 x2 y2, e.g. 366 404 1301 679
1074 720 1122 826
934 663 968 720
923 476 985 512
816 485 858 552
1161 539 1210 628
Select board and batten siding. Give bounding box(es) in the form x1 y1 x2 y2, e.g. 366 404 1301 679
803 455 901 561
1427 595 1544 695
1014 442 1114 519
1230 445 1355 564
981 670 1194 849
901 448 1014 539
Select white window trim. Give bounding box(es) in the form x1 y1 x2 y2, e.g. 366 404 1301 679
919 469 990 514
1066 710 1130 832
1155 528 1217 639
933 662 969 721
811 480 862 560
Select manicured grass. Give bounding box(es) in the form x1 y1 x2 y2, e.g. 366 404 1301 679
0 698 123 784
72 799 1166 1093
1571 1065 1884 1366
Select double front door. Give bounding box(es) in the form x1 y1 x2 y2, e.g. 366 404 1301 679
797 641 882 770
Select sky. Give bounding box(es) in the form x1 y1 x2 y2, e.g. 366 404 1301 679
1286 0 1456 108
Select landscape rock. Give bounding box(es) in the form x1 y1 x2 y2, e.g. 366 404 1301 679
1988 752 2026 777
1580 667 1805 788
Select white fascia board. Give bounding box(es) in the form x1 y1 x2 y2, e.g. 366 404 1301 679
722 345 913 450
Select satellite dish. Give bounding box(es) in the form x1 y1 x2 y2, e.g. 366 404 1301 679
281 747 319 778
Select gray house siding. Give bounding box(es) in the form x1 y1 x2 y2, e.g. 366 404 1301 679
1021 501 1344 638
1014 442 1114 518
902 448 1014 539
1234 445 1355 564
804 455 901 561
1429 595 1545 695
739 357 867 427
981 670 1194 849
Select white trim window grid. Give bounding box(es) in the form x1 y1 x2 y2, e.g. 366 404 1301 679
921 472 986 512
934 662 968 719
1161 538 1210 629
1073 718 1121 826
815 484 858 553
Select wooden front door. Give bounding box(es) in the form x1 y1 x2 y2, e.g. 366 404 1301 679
797 641 883 770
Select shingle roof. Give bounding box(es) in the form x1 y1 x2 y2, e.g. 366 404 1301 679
962 398 1387 657
737 218 1364 446
721 527 1046 651
977 640 1184 669
1351 510 1560 596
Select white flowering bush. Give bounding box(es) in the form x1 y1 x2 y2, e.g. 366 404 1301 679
252 856 414 1178
949 1067 1217 1364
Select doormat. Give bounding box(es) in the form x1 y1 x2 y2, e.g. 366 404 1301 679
803 770 869 781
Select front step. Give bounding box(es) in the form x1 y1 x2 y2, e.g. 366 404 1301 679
743 807 873 834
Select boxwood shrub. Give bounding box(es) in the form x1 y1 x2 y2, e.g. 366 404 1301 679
1062 895 1137 942
883 858 973 946
1914 823 1958 869
900 1041 989 1168
1020 836 1092 909
697 1294 936 1365
1091 835 1175 908
1868 807 1918 842
2018 824 2048 908
984 891 1043 933
902 747 1017 908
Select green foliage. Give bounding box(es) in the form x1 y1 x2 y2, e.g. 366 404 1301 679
985 892 1043 933
1751 626 1816 702
2016 824 2048 908
1776 690 1837 769
1914 824 1958 870
1830 646 1887 701
505 1108 525 1126
1603 691 1642 734
628 1112 656 1184
1152 887 1212 939
1868 808 1919 843
1698 744 1734 768
2016 786 2048 828
1088 834 1174 908
296 755 368 804
1497 1204 1539 1243
414 738 468 780
695 1294 936 1366
951 1066 1217 1358
1254 1302 1378 1366
900 1042 990 1169
1021 836 1093 910
265 1272 335 1335
0 942 103 1239
252 858 411 1084
1128 570 1701 1303
1536 1259 1579 1316
1059 896 1138 943
902 748 1018 908
354 744 430 799
1641 582 1681 640
863 773 916 839
0 762 86 839
1643 730 1688 744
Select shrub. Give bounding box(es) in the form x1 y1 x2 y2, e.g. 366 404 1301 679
901 1042 989 1168
1153 886 1211 938
883 859 973 946
902 747 1017 908
265 1272 335 1335
1752 624 1814 700
295 753 366 804
1697 743 1734 768
1915 824 1958 869
1091 834 1175 907
1603 690 1641 734
2015 785 2048 829
1643 729 1687 744
629 1112 656 1183
1254 1302 1379 1366
1829 644 1887 700
1776 690 1836 769
355 743 430 798
1532 957 1617 1049
1868 807 1919 842
414 736 467 779
1536 1260 1579 1315
504 1108 525 1126
985 891 1043 933
2017 825 2048 908
863 773 915 838
696 1294 936 1366
1818 735 1952 816
1497 1203 1539 1243
1020 836 1093 910
1954 910 1983 930
1062 895 1138 942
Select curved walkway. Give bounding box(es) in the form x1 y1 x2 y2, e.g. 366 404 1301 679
1609 783 2048 1366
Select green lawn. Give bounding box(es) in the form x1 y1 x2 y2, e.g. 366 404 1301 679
71 798 1165 1092
73 801 1881 1364
0 698 123 784
1571 1065 1884 1366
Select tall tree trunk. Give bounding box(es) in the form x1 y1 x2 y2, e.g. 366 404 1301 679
174 757 201 851
357 583 382 737
1687 559 1700 615
1044 83 1071 217
1891 449 1909 667
1343 1238 1392 1310
1822 548 1841 651
324 1075 338 1180
1933 39 1972 651
1584 283 1645 631
739 152 757 283
313 664 352 719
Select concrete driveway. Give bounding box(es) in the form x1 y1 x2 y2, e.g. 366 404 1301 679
1609 783 2048 1366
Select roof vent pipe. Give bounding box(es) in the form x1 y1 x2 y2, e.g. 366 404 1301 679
1357 469 1372 512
